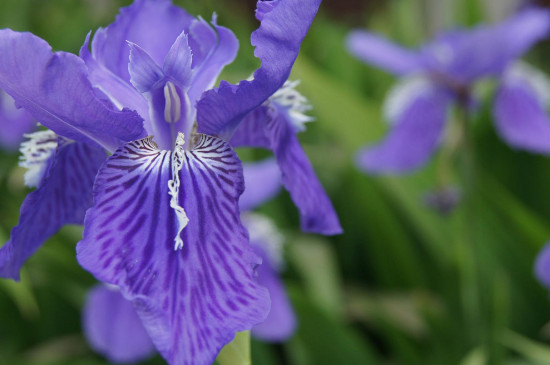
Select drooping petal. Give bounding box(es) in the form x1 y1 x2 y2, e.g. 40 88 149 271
0 138 106 280
493 63 550 154
357 83 451 174
346 30 425 75
0 90 35 150
83 284 155 364
240 159 282 211
266 107 342 235
197 0 322 140
0 30 143 152
423 8 550 83
536 242 550 291
89 0 194 83
77 135 269 365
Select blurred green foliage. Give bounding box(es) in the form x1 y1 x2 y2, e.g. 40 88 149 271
3 0 550 364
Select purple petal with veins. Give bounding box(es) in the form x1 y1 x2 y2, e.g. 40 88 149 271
77 135 269 365
0 136 106 280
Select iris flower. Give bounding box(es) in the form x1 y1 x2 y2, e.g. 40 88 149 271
346 9 550 174
0 0 340 364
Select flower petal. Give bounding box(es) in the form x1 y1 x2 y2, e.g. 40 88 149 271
346 30 424 75
89 0 194 83
0 139 105 280
240 159 282 211
251 246 296 342
423 9 550 83
83 284 155 364
76 135 269 365
197 0 322 140
187 17 239 106
493 66 550 154
128 42 165 93
357 85 451 174
0 90 35 150
266 109 342 235
0 30 144 152
163 32 193 89
536 242 550 290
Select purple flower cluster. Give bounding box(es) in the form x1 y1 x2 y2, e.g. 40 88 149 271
0 0 341 364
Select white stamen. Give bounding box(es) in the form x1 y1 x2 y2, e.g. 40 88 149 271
19 130 58 188
168 132 189 250
241 213 285 270
163 81 182 124
269 80 314 132
505 62 550 107
383 75 433 124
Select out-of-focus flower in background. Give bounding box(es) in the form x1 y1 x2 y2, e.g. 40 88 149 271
347 8 550 174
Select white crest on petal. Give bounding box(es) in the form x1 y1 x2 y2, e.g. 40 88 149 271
269 80 314 133
168 132 190 251
241 212 284 270
504 61 550 107
19 130 58 188
383 75 433 124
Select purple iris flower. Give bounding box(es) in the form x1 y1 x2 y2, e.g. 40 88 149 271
0 89 36 150
0 0 337 364
347 9 550 174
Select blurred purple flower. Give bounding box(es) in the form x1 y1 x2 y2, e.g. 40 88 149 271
83 285 156 364
0 89 36 150
347 9 550 174
535 242 550 292
0 0 334 364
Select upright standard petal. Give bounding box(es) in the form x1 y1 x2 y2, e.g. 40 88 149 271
346 31 425 75
89 0 194 83
493 64 550 154
0 90 35 150
240 159 282 212
77 135 269 365
0 138 106 280
0 30 144 152
83 285 155 364
197 0 322 140
357 82 451 174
